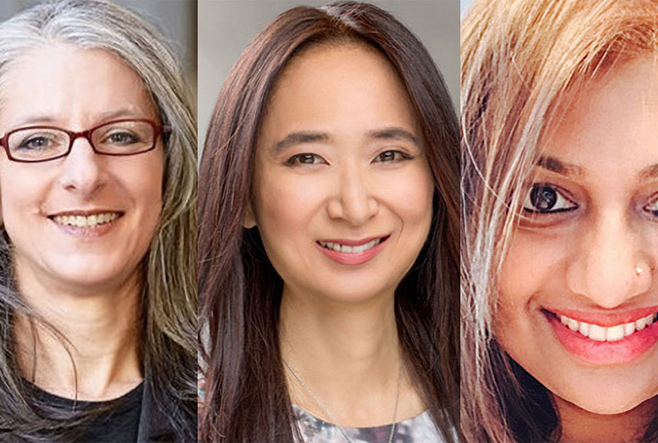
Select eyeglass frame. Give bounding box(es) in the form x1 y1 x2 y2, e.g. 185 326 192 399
0 118 165 163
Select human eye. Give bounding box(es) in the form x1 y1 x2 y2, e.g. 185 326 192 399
103 130 141 146
93 121 153 151
372 150 413 163
15 131 61 151
645 194 658 218
522 184 578 214
285 153 327 166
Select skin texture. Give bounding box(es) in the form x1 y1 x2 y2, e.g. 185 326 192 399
251 43 433 306
249 44 432 426
0 44 164 400
496 57 658 442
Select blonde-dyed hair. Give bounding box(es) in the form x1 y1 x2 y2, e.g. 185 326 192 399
0 0 197 441
461 0 658 441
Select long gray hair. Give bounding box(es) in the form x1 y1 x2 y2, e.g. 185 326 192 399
0 0 197 441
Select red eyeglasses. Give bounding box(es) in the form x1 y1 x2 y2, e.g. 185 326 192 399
0 118 164 163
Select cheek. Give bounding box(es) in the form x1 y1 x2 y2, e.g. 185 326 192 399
499 230 570 309
0 164 49 225
254 171 326 236
124 153 164 219
378 165 434 230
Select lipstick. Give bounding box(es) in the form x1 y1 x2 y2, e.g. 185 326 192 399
316 235 389 265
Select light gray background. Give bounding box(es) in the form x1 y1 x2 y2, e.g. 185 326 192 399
0 0 197 99
198 0 460 149
460 0 473 16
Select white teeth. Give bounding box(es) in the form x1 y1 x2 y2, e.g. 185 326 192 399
588 324 606 341
606 325 625 342
636 314 653 330
319 238 382 254
53 212 120 228
556 312 658 342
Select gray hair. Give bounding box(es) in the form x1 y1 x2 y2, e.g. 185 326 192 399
0 0 197 440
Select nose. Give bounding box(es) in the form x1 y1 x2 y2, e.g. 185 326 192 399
326 164 378 226
57 136 105 196
566 212 654 308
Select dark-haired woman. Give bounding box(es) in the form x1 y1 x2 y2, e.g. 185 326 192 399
462 0 658 442
198 2 459 442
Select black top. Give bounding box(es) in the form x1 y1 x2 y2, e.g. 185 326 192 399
26 379 195 442
33 382 143 443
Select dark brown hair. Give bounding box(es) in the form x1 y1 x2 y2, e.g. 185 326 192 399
198 2 459 441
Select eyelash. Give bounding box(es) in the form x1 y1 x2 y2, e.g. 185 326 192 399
285 153 326 166
521 185 658 222
522 184 578 215
373 150 414 163
285 150 413 167
645 195 658 218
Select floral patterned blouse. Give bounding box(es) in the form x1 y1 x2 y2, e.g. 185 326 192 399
293 404 453 443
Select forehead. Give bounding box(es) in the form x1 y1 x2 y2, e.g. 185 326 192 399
259 42 419 142
0 43 157 129
541 56 658 173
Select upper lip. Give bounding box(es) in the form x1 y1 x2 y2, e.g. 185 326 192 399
546 306 658 327
48 209 124 217
317 235 389 247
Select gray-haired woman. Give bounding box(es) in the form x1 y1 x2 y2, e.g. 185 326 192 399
0 1 197 441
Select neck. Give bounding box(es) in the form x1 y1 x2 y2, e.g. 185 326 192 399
279 285 423 427
556 395 656 443
14 265 142 401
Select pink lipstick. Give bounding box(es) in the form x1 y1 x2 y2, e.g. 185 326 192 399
316 235 389 265
545 308 658 365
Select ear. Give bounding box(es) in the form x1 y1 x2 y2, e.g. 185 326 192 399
242 201 256 229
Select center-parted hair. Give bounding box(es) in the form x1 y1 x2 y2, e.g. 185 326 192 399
198 2 459 442
461 0 658 441
0 1 197 441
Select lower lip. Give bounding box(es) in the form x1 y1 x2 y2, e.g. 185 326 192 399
547 312 658 365
316 237 388 265
50 218 119 238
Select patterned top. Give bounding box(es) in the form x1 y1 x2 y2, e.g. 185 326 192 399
293 404 451 443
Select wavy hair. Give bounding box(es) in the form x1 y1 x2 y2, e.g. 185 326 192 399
0 0 197 441
198 2 459 442
461 0 658 441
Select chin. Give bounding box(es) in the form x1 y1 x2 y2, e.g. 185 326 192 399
322 278 396 302
557 385 656 416
46 262 140 292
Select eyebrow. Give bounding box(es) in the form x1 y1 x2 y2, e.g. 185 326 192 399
271 127 421 153
9 109 145 128
536 156 585 177
639 163 658 180
365 127 421 147
272 131 330 153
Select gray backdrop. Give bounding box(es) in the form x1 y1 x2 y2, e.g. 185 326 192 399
198 0 460 150
0 0 197 101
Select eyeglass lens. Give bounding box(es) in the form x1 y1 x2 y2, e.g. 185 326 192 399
7 120 156 161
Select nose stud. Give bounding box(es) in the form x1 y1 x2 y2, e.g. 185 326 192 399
636 266 644 276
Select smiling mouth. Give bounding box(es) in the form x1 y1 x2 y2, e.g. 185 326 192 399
50 212 122 229
547 310 658 342
317 236 389 254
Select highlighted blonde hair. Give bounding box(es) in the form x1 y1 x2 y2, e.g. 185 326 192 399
461 0 658 441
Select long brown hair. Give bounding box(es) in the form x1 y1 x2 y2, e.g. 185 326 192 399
461 0 658 441
198 2 459 441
